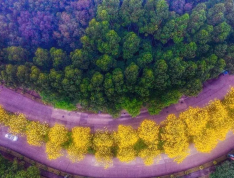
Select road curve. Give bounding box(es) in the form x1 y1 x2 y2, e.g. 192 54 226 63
1 75 234 177
0 126 234 178
0 75 234 131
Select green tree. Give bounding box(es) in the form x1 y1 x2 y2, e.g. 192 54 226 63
62 65 82 97
214 44 227 58
30 66 41 87
33 48 52 69
90 72 104 92
120 0 144 27
155 19 175 44
3 46 28 64
193 25 213 44
207 3 225 25
210 161 234 178
123 32 141 60
137 52 153 67
212 22 231 43
16 65 30 87
97 0 120 28
183 79 202 96
112 68 125 94
122 97 142 117
0 155 40 178
96 54 116 72
172 13 190 44
124 62 139 86
168 58 186 86
161 90 182 107
70 49 90 70
135 68 154 98
139 0 169 35
104 73 115 98
97 30 121 56
153 59 169 90
50 47 69 70
182 42 197 59
187 3 207 34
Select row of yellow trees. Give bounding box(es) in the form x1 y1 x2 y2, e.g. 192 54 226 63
1 88 234 168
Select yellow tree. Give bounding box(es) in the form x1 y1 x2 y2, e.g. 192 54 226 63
26 121 49 146
8 114 28 135
48 123 68 144
114 125 139 163
117 147 136 163
206 100 229 141
193 128 219 153
67 127 91 162
223 87 234 109
139 147 161 166
138 120 159 146
179 107 209 137
46 142 63 160
46 123 68 160
222 87 234 131
138 120 161 165
0 106 9 125
161 114 189 163
194 99 229 153
93 130 114 168
114 125 139 148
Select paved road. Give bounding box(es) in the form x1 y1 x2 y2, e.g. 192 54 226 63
0 126 233 178
1 75 234 177
0 75 234 131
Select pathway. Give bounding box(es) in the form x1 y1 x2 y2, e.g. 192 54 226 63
0 75 233 130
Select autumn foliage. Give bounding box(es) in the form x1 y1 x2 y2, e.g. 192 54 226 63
1 87 234 167
67 127 91 162
46 124 68 160
26 121 49 146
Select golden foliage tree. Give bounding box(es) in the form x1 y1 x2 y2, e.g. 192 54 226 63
139 147 161 166
46 123 68 160
161 114 189 163
67 127 91 162
222 87 234 131
114 125 139 163
95 147 113 168
26 121 49 146
114 125 138 148
46 142 63 160
193 128 219 153
138 120 161 165
223 87 234 109
138 120 159 146
179 107 209 137
117 147 136 163
206 100 229 141
93 130 114 168
8 114 27 135
0 106 9 125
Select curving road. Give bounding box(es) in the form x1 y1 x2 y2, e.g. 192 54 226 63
0 125 234 178
1 75 234 177
0 75 234 131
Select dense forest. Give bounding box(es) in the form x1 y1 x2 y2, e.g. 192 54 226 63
0 0 234 117
0 154 40 178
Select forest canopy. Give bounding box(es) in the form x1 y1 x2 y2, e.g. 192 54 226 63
0 0 234 117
